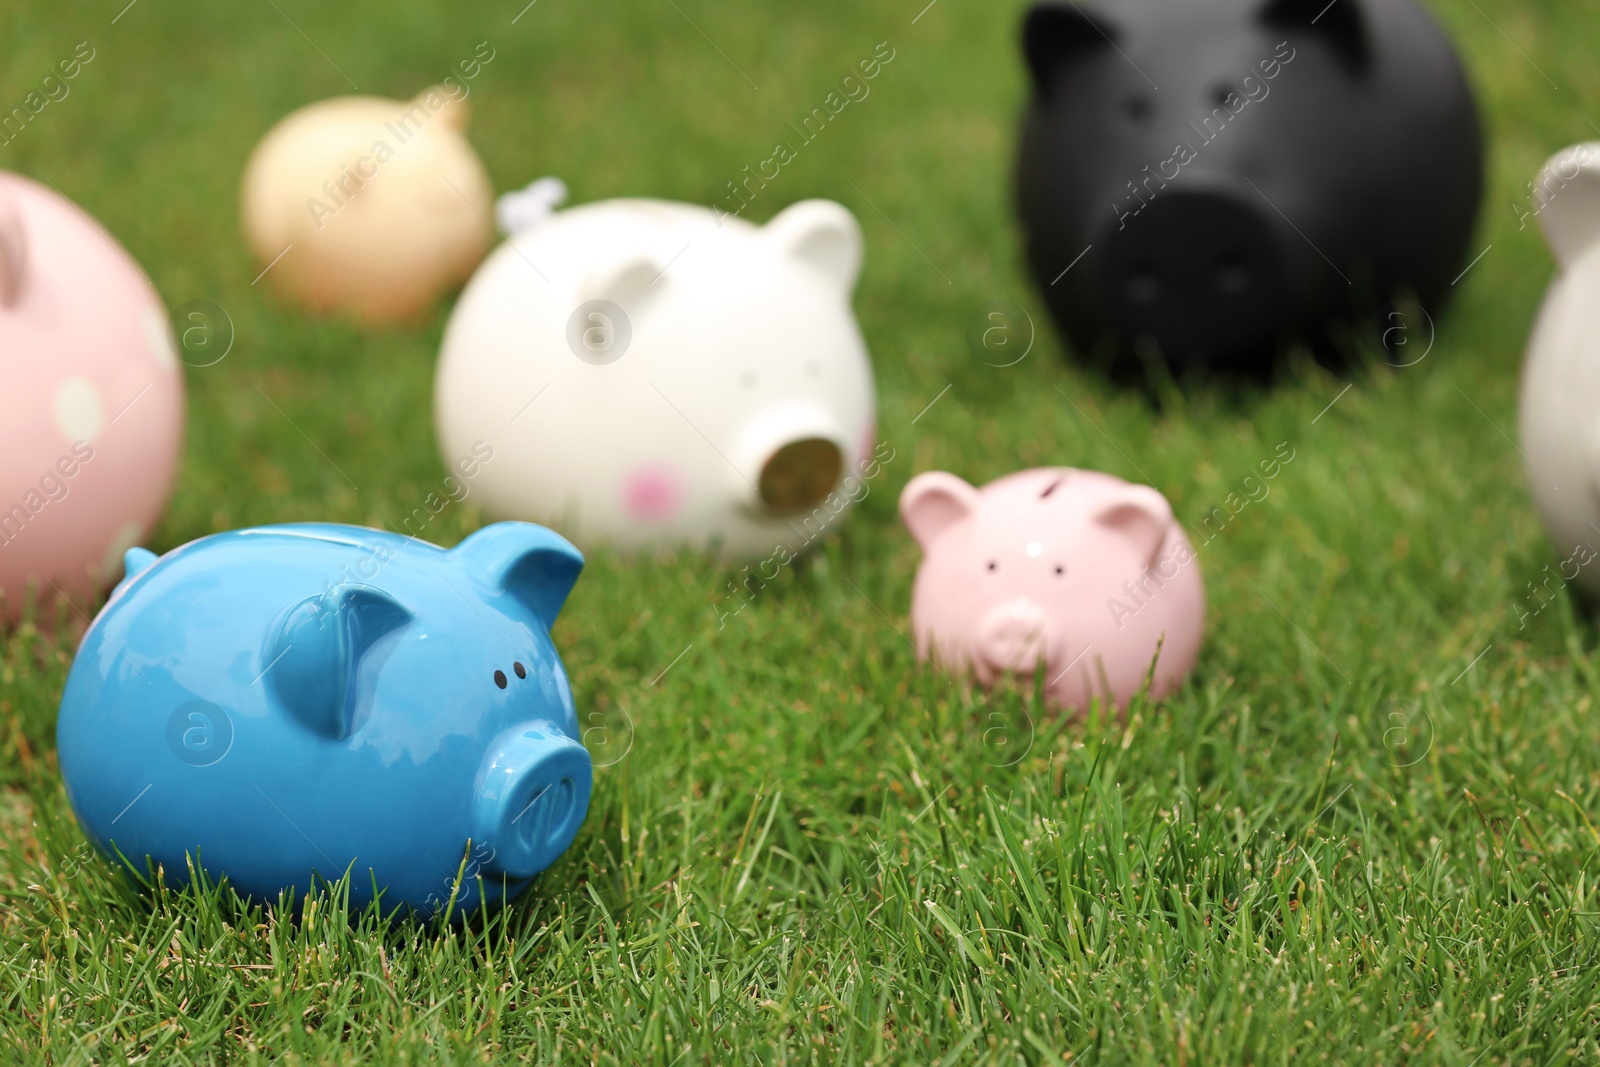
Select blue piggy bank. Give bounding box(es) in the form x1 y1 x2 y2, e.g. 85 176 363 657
55 521 591 916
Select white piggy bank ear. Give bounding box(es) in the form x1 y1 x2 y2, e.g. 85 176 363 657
0 187 25 308
900 471 980 550
765 199 862 293
1090 485 1173 568
583 253 667 319
1537 143 1600 270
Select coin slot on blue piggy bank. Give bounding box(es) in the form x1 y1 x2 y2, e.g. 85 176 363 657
54 521 592 918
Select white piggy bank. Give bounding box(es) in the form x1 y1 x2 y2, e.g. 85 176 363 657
434 191 878 559
241 87 493 323
1519 142 1600 595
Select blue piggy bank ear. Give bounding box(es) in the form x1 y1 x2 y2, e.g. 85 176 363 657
451 522 585 630
264 586 412 740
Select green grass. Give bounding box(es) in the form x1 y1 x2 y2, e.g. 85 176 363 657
4 0 1600 1062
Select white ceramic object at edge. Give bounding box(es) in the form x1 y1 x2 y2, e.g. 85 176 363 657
1520 141 1600 595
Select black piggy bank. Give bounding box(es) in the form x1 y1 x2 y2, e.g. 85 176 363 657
1014 0 1483 376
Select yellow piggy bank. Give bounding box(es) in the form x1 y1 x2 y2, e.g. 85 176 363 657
242 87 493 323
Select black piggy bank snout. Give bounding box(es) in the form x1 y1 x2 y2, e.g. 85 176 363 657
1104 190 1291 368
1014 0 1484 377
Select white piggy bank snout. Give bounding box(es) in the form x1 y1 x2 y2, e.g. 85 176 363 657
436 193 878 559
728 405 852 515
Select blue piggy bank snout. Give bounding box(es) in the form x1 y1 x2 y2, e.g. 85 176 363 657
474 724 593 880
56 521 592 916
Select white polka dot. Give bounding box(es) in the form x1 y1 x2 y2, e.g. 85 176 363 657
54 377 104 444
143 306 177 371
100 521 145 580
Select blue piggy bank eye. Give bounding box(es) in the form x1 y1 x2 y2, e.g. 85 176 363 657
494 670 507 689
514 661 526 679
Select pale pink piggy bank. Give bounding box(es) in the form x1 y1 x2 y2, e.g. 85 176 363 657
900 468 1204 714
0 172 184 621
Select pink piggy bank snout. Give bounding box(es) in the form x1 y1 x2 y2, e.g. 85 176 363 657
974 598 1056 679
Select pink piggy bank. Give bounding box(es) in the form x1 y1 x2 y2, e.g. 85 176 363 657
0 173 184 621
900 468 1204 714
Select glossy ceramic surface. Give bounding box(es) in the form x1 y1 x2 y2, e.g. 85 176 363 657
56 521 590 916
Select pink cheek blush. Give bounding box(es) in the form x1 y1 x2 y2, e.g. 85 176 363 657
858 420 877 465
622 465 684 523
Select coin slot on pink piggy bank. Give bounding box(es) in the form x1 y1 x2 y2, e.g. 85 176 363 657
0 172 184 621
900 468 1204 714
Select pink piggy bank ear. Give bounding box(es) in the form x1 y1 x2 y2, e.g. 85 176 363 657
0 188 25 308
900 472 980 550
1090 485 1174 568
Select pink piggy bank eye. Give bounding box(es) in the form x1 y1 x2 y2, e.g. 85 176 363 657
986 561 998 572
1054 565 1065 576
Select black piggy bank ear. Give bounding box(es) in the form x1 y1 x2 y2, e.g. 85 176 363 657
1259 0 1369 72
1022 3 1118 98
265 586 412 740
452 521 585 630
